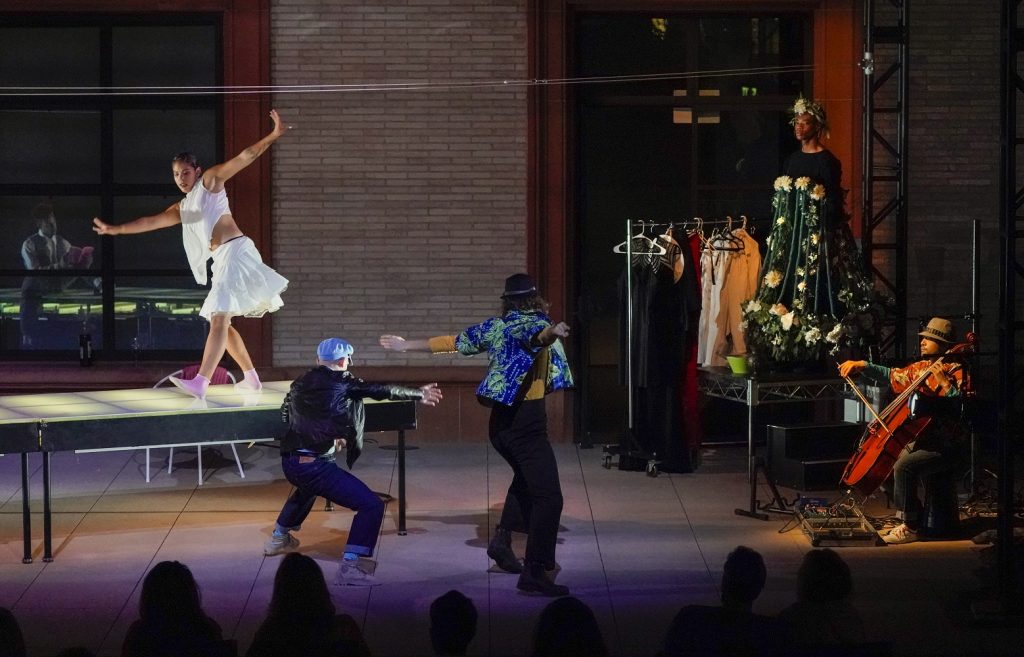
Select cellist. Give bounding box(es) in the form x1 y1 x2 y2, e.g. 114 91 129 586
837 317 969 545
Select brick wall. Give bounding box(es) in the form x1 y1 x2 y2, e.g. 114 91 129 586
905 0 1001 366
264 0 1007 432
269 0 528 370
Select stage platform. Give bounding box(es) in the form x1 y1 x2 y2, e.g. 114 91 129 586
0 441 1017 657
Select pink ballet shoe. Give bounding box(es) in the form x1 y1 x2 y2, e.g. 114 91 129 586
168 375 210 400
234 379 263 392
235 369 263 392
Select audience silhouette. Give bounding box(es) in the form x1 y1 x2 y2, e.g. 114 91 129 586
121 560 232 657
247 552 371 657
54 648 98 657
661 545 788 657
778 549 891 656
4 549 897 657
530 596 610 657
0 607 26 657
429 590 477 657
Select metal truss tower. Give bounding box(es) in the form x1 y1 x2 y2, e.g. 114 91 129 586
861 0 909 359
996 0 1021 615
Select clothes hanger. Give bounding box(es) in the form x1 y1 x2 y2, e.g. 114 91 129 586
613 220 667 255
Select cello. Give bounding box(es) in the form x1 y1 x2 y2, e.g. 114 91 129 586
839 334 974 499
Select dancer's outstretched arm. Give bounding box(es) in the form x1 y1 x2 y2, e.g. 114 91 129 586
379 335 432 352
202 109 290 193
92 203 181 236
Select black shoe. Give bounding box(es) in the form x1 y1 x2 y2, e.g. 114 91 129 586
517 561 569 597
487 526 523 573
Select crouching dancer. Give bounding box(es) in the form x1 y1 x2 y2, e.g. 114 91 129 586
264 337 442 586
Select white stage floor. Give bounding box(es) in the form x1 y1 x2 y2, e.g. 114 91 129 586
0 442 1019 656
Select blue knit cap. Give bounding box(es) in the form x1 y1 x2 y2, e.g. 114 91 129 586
317 337 354 362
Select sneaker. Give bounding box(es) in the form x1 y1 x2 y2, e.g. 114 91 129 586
263 533 299 556
168 375 209 400
883 523 918 545
234 379 263 392
334 559 381 587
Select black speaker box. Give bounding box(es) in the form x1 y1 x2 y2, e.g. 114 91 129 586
767 422 865 491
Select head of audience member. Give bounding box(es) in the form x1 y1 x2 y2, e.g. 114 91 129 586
721 545 767 612
54 648 98 657
530 596 609 657
796 548 853 604
31 202 56 238
0 607 26 657
429 589 478 656
268 552 335 626
137 560 207 628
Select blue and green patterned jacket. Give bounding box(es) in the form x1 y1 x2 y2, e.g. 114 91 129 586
455 310 574 406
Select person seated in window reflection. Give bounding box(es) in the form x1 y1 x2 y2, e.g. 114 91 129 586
92 109 290 399
20 202 94 347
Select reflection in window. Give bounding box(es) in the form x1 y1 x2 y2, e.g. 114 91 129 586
1 275 102 351
113 196 192 271
0 15 220 358
0 27 100 87
113 109 218 184
115 277 207 352
0 111 102 185
112 25 217 88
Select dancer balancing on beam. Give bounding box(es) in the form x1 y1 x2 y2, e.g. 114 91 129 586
92 110 291 399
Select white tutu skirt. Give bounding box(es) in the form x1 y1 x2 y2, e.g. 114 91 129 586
200 236 288 320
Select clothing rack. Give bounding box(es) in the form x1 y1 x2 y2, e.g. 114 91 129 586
614 217 755 472
618 217 753 431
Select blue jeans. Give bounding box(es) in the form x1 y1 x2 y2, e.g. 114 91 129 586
275 454 385 557
892 438 959 530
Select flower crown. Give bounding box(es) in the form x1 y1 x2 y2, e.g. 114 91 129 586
789 96 829 135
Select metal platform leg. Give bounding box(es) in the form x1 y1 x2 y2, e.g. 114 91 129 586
230 443 245 479
21 453 31 564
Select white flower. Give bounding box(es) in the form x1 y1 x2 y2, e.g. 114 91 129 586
804 327 821 344
763 270 783 288
774 175 793 191
776 216 786 226
810 184 826 201
826 324 845 343
797 281 807 292
745 300 762 313
810 232 820 245
770 303 788 316
781 311 796 331
795 176 811 190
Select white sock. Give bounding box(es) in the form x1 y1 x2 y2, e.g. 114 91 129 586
243 369 260 385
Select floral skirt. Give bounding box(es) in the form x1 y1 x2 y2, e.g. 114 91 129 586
742 183 885 366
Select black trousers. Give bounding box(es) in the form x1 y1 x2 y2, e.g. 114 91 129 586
489 398 563 565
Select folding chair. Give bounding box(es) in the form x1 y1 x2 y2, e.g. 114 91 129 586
147 364 244 485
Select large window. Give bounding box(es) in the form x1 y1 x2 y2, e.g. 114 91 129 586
0 15 221 358
573 12 812 444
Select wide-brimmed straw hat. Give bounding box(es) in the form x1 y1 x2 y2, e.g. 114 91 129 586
918 317 956 344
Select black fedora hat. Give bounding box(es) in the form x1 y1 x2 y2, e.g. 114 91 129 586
501 273 538 299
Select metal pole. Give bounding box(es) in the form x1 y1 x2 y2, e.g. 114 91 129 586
626 220 633 431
